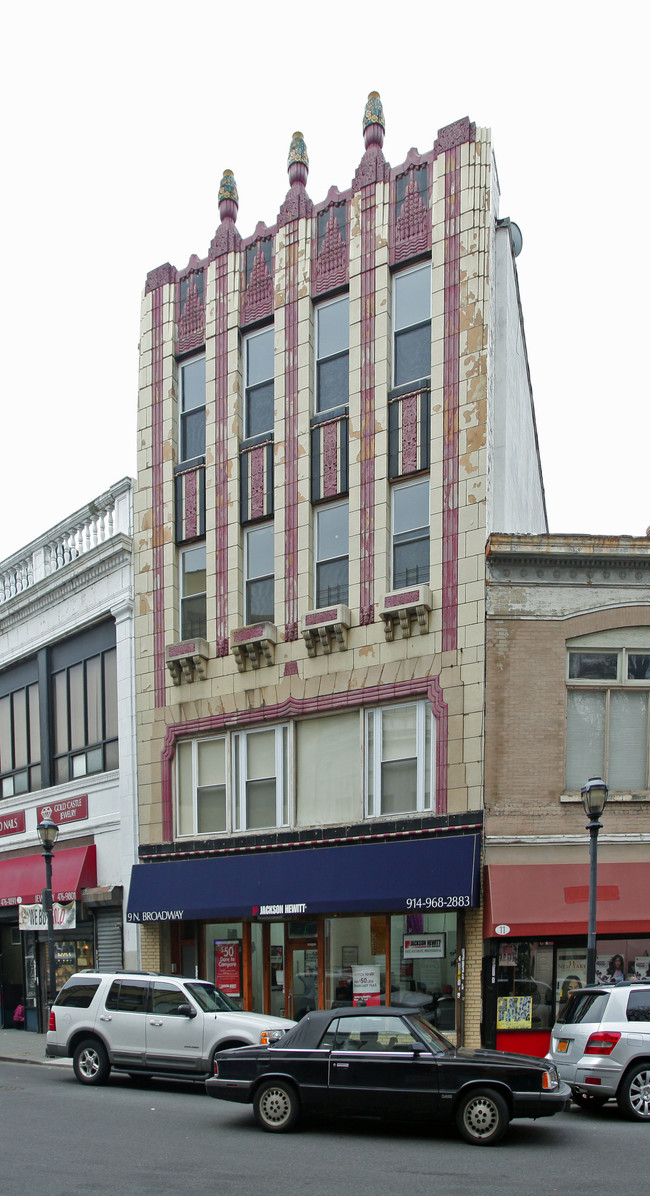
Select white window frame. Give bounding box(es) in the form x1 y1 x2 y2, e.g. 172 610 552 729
315 294 349 413
232 724 291 832
244 325 274 439
566 644 650 792
178 354 206 463
365 701 435 818
392 263 431 388
176 736 228 838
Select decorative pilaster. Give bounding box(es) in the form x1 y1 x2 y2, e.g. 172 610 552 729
211 170 241 657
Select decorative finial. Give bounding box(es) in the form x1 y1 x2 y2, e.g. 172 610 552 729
363 91 385 149
287 131 309 187
218 169 239 223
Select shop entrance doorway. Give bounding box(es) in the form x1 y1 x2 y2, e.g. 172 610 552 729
285 937 319 1021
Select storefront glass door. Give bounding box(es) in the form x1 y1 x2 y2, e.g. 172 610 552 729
285 938 318 1021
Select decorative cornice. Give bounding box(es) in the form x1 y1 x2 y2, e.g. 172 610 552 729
0 539 132 633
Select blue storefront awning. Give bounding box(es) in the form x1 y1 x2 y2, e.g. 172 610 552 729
126 834 480 923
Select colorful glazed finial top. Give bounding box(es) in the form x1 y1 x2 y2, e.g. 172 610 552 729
218 169 239 222
363 90 385 150
287 131 309 187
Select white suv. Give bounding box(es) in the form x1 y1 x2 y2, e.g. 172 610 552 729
548 981 650 1120
46 971 295 1086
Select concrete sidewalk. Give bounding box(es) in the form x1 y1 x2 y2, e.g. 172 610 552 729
0 1028 71 1066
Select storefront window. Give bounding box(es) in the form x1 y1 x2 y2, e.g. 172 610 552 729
390 913 457 1031
324 916 387 1011
202 923 243 1009
496 941 554 1031
594 939 650 985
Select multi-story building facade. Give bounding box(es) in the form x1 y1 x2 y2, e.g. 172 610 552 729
128 96 546 1045
484 533 650 1055
0 479 138 1031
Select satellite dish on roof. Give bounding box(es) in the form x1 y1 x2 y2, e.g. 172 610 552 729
510 222 523 257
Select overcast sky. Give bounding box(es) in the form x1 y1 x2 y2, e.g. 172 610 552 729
1 1 647 562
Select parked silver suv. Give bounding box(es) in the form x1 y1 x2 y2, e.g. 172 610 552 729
46 970 295 1086
548 981 650 1120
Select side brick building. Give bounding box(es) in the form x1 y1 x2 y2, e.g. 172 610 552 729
484 534 650 1054
127 95 546 1045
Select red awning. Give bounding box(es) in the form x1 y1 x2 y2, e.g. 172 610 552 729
484 861 650 938
0 846 97 908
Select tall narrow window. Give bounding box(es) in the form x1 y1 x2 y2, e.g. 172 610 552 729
52 648 118 785
315 501 349 607
393 264 431 387
366 702 434 816
245 523 274 624
245 326 274 439
316 295 349 412
179 355 206 461
180 544 207 639
0 683 41 797
392 478 430 589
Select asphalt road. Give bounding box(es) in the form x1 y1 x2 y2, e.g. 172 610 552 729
1 1060 645 1196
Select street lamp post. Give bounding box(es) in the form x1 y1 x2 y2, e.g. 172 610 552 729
37 818 60 1007
580 777 609 986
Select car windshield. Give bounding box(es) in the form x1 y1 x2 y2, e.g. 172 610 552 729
556 991 609 1025
184 981 239 1012
409 1014 453 1054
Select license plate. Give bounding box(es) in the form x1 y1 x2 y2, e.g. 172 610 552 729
557 1039 570 1053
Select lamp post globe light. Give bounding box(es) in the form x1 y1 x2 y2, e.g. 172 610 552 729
580 777 609 986
37 818 60 1007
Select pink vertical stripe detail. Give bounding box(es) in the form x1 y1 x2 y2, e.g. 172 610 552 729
322 420 339 496
284 228 299 634
214 256 229 653
401 392 418 474
184 469 198 539
250 445 266 519
152 287 167 712
359 188 376 619
442 147 460 651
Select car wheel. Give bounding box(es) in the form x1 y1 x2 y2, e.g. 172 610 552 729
253 1080 300 1133
618 1065 650 1121
571 1091 608 1111
73 1038 110 1086
456 1087 509 1146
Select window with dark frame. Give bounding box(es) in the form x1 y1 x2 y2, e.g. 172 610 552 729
0 622 118 799
180 544 207 640
393 264 431 387
179 355 206 462
392 478 430 590
316 295 349 412
245 523 274 624
245 326 274 439
316 501 349 607
0 681 40 797
52 647 118 785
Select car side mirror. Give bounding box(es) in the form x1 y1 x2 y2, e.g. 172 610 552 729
177 1003 197 1019
412 1042 428 1055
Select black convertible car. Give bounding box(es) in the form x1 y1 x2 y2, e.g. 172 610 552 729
206 1005 569 1145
